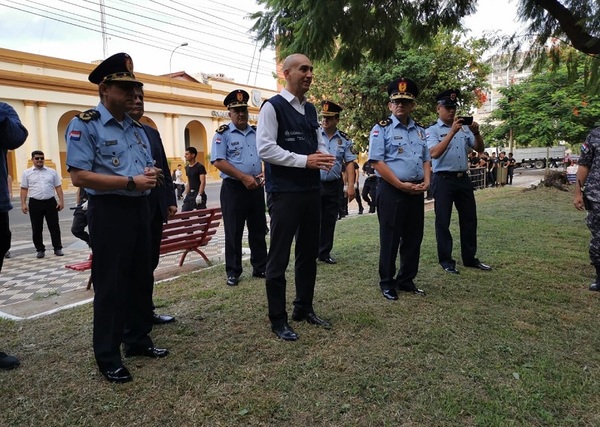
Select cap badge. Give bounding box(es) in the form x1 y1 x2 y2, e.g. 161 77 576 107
450 93 457 101
236 92 244 102
398 82 407 93
323 103 329 112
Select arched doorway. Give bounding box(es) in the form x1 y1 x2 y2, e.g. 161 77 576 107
57 110 80 182
139 116 157 130
184 120 207 167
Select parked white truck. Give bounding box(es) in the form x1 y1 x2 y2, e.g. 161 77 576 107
485 146 566 169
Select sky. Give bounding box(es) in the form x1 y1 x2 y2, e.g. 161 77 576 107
0 0 524 91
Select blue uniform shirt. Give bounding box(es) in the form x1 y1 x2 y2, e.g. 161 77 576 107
426 119 475 172
65 102 154 196
367 115 430 181
210 122 262 179
320 128 357 181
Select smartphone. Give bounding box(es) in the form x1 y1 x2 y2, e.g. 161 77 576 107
458 116 473 126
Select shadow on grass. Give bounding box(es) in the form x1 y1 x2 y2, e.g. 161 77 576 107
1 186 599 426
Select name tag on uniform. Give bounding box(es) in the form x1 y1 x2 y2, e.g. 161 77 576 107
105 140 118 146
394 136 403 140
440 133 448 137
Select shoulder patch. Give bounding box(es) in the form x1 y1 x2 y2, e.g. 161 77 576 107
77 109 100 122
216 124 229 134
378 118 392 127
338 129 350 140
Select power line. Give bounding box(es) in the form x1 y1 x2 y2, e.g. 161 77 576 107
0 1 276 79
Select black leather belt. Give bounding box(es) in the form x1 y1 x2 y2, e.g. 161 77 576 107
434 171 467 177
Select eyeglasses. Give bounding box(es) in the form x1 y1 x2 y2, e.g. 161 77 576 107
391 99 413 105
34 157 44 160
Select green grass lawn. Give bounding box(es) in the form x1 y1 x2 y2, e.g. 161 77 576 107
1 185 599 426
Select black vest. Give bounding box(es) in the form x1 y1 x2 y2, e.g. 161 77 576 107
264 95 320 192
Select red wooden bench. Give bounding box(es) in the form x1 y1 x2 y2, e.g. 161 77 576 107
65 207 222 290
65 253 94 290
159 207 223 266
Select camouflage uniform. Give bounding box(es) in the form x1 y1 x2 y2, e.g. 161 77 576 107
579 128 600 265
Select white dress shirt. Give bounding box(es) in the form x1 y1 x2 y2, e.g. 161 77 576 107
21 166 61 200
256 88 327 168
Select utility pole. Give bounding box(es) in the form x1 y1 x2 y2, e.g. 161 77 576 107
100 0 108 58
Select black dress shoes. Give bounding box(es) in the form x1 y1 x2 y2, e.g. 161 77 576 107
444 266 460 274
0 351 20 370
271 323 298 341
590 283 599 291
465 262 492 271
381 288 398 300
292 311 332 329
152 313 175 325
319 257 337 265
124 347 169 358
252 271 266 278
226 276 239 286
101 366 132 383
397 283 426 296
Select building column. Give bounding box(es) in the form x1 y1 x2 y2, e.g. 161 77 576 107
36 102 50 157
165 113 174 155
23 100 38 156
172 113 181 157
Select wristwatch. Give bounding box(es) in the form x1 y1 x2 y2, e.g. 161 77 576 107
126 176 136 191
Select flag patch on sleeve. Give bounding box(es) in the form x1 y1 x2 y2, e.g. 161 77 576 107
69 130 81 141
372 130 379 137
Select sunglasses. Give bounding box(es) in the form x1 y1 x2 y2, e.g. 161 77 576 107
391 99 413 105
34 157 44 160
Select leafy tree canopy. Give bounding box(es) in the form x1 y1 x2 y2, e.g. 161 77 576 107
486 47 600 150
251 0 600 68
307 31 490 153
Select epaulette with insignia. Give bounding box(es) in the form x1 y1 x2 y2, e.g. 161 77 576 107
132 120 143 128
77 109 100 122
378 118 392 127
216 124 229 134
338 130 350 140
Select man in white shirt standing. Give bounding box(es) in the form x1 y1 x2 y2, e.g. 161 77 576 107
20 150 64 258
256 53 336 341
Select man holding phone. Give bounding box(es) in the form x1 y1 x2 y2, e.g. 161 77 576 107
426 89 492 275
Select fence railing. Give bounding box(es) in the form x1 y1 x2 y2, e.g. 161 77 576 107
469 167 487 190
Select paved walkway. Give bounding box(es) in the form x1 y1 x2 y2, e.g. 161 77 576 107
0 221 227 320
0 168 545 320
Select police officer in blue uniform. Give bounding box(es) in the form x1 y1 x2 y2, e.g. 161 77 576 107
210 89 268 287
426 89 492 275
318 100 356 264
368 77 430 300
66 53 168 384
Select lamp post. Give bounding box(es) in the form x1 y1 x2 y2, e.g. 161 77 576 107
169 42 188 77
